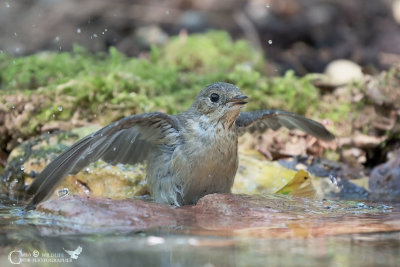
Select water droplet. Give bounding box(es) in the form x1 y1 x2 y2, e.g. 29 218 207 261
76 28 81 34
102 32 105 35
85 167 92 173
104 28 108 32
6 2 10 8
165 10 170 15
113 147 117 151
14 32 18 37
266 4 270 8
54 36 60 42
93 33 98 38
58 188 70 198
11 105 15 109
52 114 55 118
20 166 25 171
268 40 273 45
329 173 339 186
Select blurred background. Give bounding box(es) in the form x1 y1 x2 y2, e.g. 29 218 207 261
1 0 400 75
1 0 400 200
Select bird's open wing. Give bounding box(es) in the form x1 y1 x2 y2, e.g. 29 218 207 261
236 110 334 141
26 112 182 206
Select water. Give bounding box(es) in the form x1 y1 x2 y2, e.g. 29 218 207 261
1 194 400 267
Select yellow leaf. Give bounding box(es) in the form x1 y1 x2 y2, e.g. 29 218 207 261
276 169 316 198
234 153 299 194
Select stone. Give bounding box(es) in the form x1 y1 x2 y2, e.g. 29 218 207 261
370 149 400 196
36 194 400 238
134 25 169 49
2 126 149 200
324 59 364 86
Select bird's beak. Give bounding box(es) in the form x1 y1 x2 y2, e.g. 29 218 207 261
227 94 248 105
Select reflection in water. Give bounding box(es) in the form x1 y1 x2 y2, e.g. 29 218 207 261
0 195 400 267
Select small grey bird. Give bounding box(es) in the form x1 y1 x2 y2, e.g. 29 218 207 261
26 82 334 207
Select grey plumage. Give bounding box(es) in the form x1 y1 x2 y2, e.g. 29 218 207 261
236 110 334 140
26 82 334 207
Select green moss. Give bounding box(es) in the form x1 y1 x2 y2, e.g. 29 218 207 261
0 46 99 90
159 31 262 72
228 68 320 114
0 30 326 148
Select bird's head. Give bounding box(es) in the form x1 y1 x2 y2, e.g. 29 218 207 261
190 82 248 126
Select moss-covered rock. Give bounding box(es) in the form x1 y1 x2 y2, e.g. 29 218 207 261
0 31 326 156
2 126 149 199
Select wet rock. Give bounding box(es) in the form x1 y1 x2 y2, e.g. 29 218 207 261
370 149 400 196
35 194 400 238
3 126 149 200
37 196 184 231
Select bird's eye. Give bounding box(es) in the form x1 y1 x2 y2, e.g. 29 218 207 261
210 93 220 103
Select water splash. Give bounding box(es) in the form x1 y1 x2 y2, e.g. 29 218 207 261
57 188 70 198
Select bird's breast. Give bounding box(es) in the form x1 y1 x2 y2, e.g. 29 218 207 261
174 119 239 204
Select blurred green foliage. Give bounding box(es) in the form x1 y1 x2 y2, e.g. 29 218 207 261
0 31 328 143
